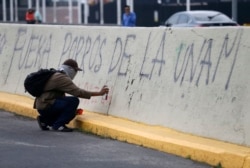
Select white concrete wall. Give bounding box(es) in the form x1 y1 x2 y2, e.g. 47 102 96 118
0 23 250 146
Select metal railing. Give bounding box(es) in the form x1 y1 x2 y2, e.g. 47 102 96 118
1 0 135 25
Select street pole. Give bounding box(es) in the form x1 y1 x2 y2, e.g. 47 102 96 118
10 0 14 22
3 0 6 21
186 0 190 11
130 0 134 12
117 0 121 25
232 0 237 22
53 0 57 23
36 0 39 12
84 0 89 24
42 0 46 23
100 0 104 24
28 0 32 9
69 0 73 24
78 0 82 24
14 0 18 21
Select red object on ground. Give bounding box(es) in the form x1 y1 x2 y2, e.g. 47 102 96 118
76 109 84 115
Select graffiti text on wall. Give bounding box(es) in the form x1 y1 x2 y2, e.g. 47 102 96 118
2 27 243 91
174 30 242 90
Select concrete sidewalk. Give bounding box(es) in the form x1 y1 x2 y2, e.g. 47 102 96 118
1 92 250 168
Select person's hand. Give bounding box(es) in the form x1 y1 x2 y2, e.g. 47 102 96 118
99 85 109 95
89 85 109 97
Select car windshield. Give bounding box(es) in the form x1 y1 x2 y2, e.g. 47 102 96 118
191 13 232 22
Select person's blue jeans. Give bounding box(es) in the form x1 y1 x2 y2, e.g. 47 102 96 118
38 96 79 129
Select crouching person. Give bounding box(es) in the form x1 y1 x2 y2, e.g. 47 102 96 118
34 59 109 132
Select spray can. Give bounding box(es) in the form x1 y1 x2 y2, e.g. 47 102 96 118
103 93 108 100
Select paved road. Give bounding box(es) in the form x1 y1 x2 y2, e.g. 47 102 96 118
0 110 211 168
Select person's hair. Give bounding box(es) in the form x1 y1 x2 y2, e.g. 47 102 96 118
124 5 130 9
27 8 34 13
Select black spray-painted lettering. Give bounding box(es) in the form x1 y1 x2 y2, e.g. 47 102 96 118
3 27 243 91
5 27 52 84
88 35 106 73
109 37 123 74
195 39 212 86
140 32 166 79
174 29 243 90
60 33 107 74
212 30 243 90
118 34 136 76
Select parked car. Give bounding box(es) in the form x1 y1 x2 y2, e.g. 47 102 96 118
163 10 238 27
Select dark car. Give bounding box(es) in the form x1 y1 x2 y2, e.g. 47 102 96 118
164 10 238 27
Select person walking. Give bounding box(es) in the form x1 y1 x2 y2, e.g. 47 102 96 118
122 5 136 27
34 59 109 132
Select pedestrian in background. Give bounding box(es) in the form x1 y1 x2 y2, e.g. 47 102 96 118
122 5 136 27
25 8 35 24
34 10 42 24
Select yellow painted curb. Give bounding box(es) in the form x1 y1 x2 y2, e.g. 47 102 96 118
243 156 250 168
0 92 37 118
1 92 250 168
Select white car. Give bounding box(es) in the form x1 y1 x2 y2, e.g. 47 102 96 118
164 10 239 27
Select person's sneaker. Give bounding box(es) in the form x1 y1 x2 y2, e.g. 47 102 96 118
37 116 49 131
52 125 73 132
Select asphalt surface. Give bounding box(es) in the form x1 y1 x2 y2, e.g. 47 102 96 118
0 110 211 168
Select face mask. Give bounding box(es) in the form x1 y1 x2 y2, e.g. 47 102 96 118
59 65 77 80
